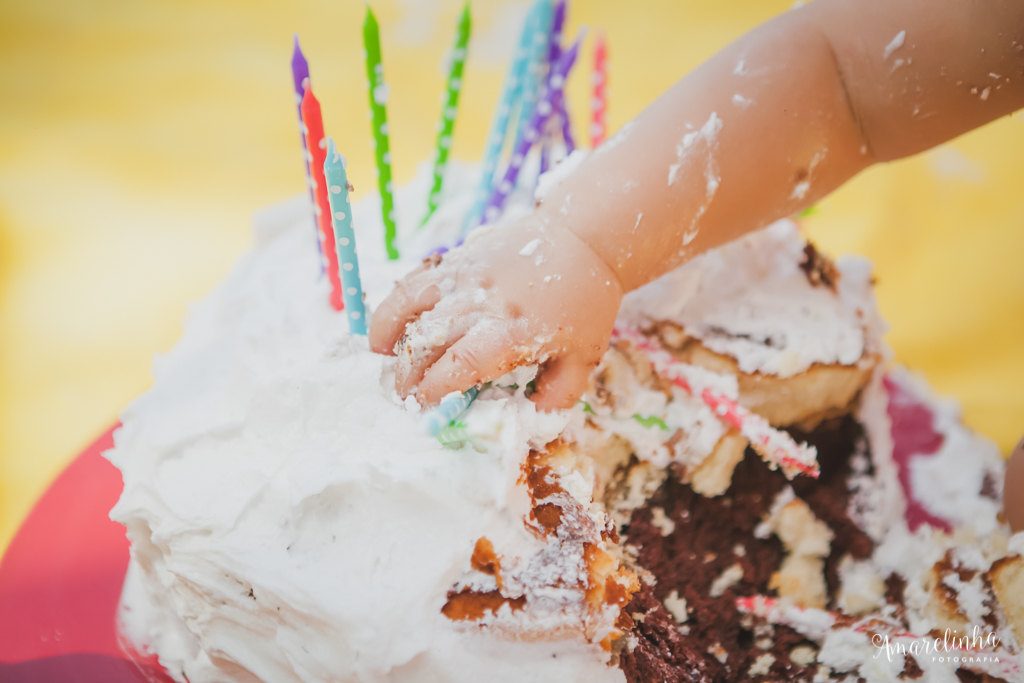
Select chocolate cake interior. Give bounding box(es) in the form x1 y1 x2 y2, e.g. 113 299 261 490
620 416 874 682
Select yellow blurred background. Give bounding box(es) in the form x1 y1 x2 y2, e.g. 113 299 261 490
1 0 1022 558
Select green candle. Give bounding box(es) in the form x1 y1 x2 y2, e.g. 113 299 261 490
363 6 399 260
422 2 471 227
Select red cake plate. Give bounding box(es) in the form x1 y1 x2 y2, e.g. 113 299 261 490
0 425 172 683
0 376 955 683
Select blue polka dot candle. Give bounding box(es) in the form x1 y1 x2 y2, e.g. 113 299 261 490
323 137 367 335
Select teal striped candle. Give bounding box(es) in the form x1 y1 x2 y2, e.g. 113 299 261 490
323 138 368 335
460 0 544 236
363 6 399 260
422 2 471 227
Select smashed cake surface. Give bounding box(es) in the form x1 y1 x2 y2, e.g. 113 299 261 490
107 160 1022 683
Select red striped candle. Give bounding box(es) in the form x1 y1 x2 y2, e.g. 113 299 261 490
590 30 607 148
301 86 344 311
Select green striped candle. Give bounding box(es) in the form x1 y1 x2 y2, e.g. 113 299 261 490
363 6 399 260
323 138 368 335
422 3 471 227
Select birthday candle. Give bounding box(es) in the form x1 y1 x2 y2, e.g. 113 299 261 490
422 2 471 227
554 95 575 154
512 0 555 153
436 420 470 446
532 0 562 177
613 326 820 479
539 137 551 176
290 35 322 259
460 0 542 236
590 29 607 147
420 386 480 437
482 34 581 225
324 138 368 335
301 87 345 311
543 0 575 154
363 6 399 260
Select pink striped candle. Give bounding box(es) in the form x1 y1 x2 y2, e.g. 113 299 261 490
590 30 607 147
612 326 820 479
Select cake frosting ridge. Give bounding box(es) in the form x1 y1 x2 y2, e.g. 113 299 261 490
108 157 1024 683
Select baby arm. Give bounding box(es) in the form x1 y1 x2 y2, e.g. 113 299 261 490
371 0 1024 408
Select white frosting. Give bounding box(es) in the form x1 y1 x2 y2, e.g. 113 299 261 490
108 165 626 682
108 154 1017 683
895 368 1005 538
621 220 874 378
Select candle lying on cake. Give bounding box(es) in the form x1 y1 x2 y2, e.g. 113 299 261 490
423 2 471 226
324 138 367 335
301 86 344 311
613 326 819 479
363 6 399 260
421 386 480 438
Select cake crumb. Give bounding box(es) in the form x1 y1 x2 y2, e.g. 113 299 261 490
901 653 924 679
813 664 832 682
790 645 817 667
707 642 728 664
649 507 675 536
690 432 749 497
754 620 774 650
988 554 1024 644
663 590 688 623
764 495 834 608
709 563 745 598
748 652 775 676
799 242 840 292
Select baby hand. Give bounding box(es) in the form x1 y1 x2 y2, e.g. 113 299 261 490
369 217 623 410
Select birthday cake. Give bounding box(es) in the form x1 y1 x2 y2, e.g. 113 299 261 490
106 153 1024 682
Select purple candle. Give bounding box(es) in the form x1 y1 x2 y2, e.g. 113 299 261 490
291 35 322 259
481 35 581 225
556 90 576 153
547 0 566 66
544 1 576 155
